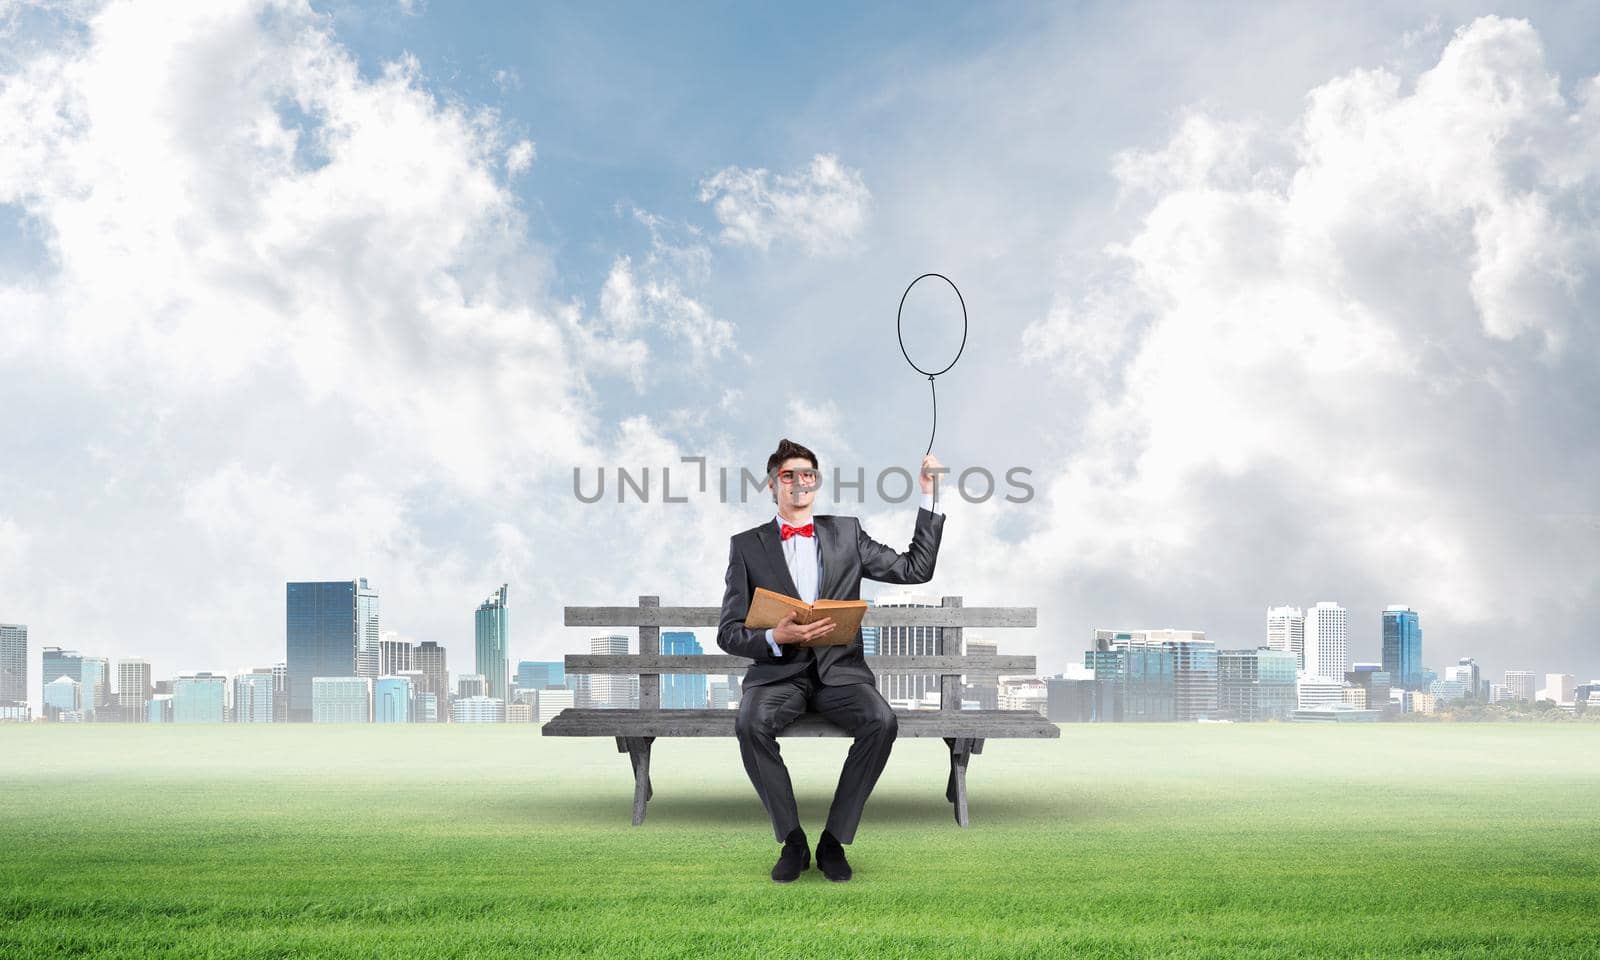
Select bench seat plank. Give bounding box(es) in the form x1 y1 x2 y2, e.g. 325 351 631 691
541 708 1059 739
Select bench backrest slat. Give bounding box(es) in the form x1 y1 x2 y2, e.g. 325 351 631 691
565 595 1036 712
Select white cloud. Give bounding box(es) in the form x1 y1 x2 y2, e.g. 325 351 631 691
1001 15 1600 668
697 152 871 255
505 137 535 174
0 0 735 703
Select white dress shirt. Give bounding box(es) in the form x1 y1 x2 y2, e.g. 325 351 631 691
763 490 942 657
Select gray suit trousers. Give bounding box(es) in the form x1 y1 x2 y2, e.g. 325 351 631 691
735 659 899 844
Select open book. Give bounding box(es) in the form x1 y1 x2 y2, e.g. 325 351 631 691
742 587 868 647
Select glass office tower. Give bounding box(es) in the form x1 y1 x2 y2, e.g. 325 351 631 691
1381 605 1423 691
286 580 374 722
0 624 27 707
660 631 707 709
475 584 509 703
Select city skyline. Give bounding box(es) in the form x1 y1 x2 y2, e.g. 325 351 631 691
5 582 1595 719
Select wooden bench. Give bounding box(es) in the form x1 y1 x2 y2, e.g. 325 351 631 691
542 595 1059 827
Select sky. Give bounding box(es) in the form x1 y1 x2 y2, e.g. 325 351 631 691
2 0 1598 709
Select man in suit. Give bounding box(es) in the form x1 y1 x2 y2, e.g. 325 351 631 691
718 437 945 882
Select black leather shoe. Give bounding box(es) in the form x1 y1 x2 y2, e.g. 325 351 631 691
816 830 852 882
771 828 810 883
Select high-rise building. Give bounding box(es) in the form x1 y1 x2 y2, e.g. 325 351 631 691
286 579 374 722
377 632 411 677
963 638 1000 709
1266 606 1305 671
117 658 152 723
661 631 707 709
1303 602 1349 682
1450 658 1482 700
234 672 275 723
516 660 565 691
413 642 448 701
0 623 28 707
873 592 942 704
1538 673 1576 704
271 662 288 722
79 656 111 721
1218 648 1298 721
583 636 636 708
312 676 371 722
44 675 82 720
356 581 380 679
475 584 509 703
147 694 173 723
1158 631 1216 721
1086 631 1177 721
42 646 83 687
1381 605 1423 690
1504 670 1536 703
457 673 486 699
173 673 227 723
373 676 414 723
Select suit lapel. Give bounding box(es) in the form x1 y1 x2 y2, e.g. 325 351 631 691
756 521 802 600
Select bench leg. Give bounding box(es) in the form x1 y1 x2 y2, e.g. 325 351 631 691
943 736 973 827
615 736 655 825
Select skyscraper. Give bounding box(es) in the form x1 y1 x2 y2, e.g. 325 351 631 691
286 579 373 722
584 635 636 709
79 656 110 721
660 631 707 709
234 672 275 723
1266 606 1305 671
42 646 83 687
0 623 27 707
1303 602 1349 681
1158 631 1217 721
356 580 380 679
873 592 942 705
1381 605 1423 690
1453 657 1482 700
1504 669 1536 703
117 658 152 723
475 584 509 703
1218 648 1298 721
377 631 411 676
413 641 448 701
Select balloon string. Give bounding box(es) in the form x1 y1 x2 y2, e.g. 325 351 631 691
926 375 937 511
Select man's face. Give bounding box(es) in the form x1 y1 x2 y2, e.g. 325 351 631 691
771 456 819 509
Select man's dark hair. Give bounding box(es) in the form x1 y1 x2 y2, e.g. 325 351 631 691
765 438 818 479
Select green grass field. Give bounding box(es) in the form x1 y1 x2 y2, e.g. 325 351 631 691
2 722 1597 958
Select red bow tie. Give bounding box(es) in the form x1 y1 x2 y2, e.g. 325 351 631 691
780 522 814 541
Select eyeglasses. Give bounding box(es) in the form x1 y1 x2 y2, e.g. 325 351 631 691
777 469 820 485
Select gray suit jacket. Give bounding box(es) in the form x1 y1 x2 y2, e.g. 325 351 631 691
717 506 945 689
